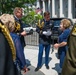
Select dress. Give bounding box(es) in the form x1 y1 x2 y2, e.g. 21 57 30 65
10 33 26 69
61 24 76 75
58 28 71 68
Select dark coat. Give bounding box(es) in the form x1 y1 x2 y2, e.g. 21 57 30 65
14 16 26 47
36 19 54 45
0 32 20 75
61 23 76 75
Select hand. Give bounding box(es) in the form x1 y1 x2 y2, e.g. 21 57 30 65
40 30 42 34
20 31 27 36
54 43 59 49
22 66 30 73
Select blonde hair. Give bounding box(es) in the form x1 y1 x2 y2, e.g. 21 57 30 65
0 14 15 32
13 7 23 15
61 19 71 29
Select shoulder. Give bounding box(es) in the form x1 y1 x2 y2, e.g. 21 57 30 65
62 29 70 36
64 29 71 33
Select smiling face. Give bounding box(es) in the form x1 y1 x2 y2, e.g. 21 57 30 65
59 22 65 31
15 10 23 19
59 19 71 31
14 7 23 19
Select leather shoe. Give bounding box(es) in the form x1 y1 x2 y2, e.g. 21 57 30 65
58 73 61 75
35 67 41 71
45 65 49 69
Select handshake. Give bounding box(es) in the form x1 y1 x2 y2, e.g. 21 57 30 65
42 30 52 36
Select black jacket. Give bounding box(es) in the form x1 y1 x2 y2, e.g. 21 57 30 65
0 32 20 75
14 16 26 47
36 19 54 45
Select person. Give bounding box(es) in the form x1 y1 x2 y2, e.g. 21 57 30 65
13 7 26 47
0 14 29 74
13 7 30 72
61 23 76 75
54 19 71 74
0 14 21 75
35 11 54 71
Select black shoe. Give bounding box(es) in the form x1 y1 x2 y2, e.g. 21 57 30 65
58 73 61 75
45 65 49 69
35 67 41 71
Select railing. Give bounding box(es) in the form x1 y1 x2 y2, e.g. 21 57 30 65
24 31 39 46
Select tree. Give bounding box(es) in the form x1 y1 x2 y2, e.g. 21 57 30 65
22 10 43 27
0 0 36 14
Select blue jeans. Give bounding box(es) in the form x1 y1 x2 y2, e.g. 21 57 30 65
37 44 50 67
59 49 66 68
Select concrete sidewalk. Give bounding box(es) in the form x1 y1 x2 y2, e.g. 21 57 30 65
23 45 60 75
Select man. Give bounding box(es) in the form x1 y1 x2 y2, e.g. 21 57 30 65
13 7 30 72
35 11 54 71
61 23 76 75
13 7 26 47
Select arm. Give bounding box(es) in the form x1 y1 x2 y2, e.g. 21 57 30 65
54 29 70 49
36 26 43 35
54 42 67 48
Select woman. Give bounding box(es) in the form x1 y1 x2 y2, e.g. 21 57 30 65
54 19 71 73
0 14 29 74
0 14 20 75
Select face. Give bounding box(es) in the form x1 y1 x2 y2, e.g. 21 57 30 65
15 10 23 19
44 15 50 21
59 23 65 31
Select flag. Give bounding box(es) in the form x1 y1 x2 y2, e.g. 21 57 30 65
35 7 42 14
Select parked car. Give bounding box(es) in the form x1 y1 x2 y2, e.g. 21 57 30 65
50 18 73 44
23 24 36 31
23 23 36 35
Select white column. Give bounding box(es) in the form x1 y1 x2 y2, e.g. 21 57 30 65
68 0 72 18
36 0 40 8
48 0 51 12
60 0 64 17
52 0 56 17
42 0 45 13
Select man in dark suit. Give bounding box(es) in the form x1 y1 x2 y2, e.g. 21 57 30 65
13 7 30 72
35 11 54 71
13 7 26 47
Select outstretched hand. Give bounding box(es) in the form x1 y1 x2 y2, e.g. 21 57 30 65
20 31 27 36
54 43 59 49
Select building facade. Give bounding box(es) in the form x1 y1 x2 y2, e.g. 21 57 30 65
36 0 76 19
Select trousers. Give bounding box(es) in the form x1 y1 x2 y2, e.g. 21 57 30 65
37 44 50 67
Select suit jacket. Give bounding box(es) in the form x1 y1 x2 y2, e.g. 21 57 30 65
14 16 26 47
36 19 54 45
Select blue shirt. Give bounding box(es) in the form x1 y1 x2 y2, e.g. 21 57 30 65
58 28 71 51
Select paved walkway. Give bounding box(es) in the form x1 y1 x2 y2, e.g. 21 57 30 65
22 45 60 75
